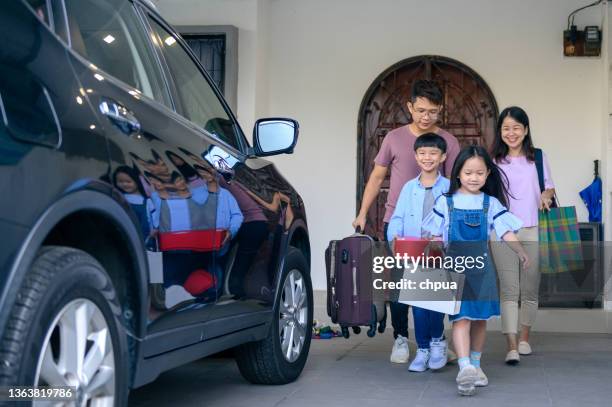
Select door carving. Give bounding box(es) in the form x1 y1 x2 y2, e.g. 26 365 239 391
357 55 498 239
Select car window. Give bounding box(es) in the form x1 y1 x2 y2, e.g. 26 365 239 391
64 0 171 108
147 17 242 150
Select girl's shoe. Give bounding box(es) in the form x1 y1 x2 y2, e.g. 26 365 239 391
505 349 520 365
456 365 478 396
408 349 430 372
428 338 448 370
518 341 532 355
474 367 488 387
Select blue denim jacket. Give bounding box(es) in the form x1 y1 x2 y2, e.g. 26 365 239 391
386 173 450 241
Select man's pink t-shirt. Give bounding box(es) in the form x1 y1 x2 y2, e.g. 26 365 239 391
374 125 460 223
496 153 555 228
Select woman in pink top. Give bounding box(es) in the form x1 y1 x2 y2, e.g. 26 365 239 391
490 106 555 365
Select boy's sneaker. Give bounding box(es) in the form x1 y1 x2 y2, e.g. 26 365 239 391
474 367 488 387
518 341 532 355
428 338 448 370
456 365 478 396
390 335 410 363
409 349 430 372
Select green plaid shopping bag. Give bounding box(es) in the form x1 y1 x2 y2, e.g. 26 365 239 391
538 206 584 273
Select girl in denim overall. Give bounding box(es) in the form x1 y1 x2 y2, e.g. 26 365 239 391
423 146 529 396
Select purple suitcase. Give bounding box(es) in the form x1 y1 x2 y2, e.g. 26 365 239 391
326 231 386 338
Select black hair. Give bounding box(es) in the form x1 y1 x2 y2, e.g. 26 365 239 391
151 149 163 162
113 165 147 197
193 163 211 173
447 145 510 207
143 171 164 184
410 79 444 106
170 171 185 183
178 146 199 160
490 106 535 163
414 133 447 153
165 150 198 180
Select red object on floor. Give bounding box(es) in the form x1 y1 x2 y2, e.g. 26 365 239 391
184 269 216 295
394 237 442 259
159 229 228 252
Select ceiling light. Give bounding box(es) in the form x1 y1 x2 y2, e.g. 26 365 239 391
164 36 176 46
103 35 115 44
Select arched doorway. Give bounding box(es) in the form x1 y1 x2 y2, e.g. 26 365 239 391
357 55 498 239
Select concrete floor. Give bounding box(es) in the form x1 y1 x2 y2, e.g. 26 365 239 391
129 329 612 407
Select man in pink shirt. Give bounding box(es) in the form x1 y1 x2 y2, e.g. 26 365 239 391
352 80 460 364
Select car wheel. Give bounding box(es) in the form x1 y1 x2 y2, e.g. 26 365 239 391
0 246 128 406
235 247 312 384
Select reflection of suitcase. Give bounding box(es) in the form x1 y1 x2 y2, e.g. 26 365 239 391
325 230 387 338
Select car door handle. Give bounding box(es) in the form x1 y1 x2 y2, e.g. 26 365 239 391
99 100 141 136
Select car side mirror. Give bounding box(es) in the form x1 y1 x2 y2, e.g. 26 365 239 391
252 118 299 157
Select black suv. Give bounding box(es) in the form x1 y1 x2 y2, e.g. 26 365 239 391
0 0 312 404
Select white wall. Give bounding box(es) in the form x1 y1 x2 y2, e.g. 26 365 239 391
156 0 608 290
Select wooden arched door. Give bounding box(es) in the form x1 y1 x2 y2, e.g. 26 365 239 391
357 55 498 239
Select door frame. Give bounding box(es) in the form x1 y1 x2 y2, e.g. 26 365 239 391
356 55 499 228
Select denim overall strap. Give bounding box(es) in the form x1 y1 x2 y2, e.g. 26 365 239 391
482 194 490 214
479 194 490 241
446 195 454 239
446 194 454 212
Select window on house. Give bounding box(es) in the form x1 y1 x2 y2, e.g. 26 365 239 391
177 26 238 113
183 35 226 94
147 18 241 150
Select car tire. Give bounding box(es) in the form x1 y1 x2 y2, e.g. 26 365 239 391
0 246 129 406
234 247 312 384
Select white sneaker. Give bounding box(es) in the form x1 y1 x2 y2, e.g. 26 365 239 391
390 335 410 363
474 367 488 387
456 365 478 396
408 349 430 372
518 341 532 355
165 285 195 308
505 349 520 365
428 338 448 370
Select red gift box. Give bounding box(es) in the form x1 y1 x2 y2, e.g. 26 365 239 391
159 229 228 252
394 237 443 259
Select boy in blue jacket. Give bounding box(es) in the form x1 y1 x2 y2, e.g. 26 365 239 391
387 133 450 372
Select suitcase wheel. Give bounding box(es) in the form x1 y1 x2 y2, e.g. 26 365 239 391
341 326 350 339
367 326 376 337
378 306 387 333
352 326 361 335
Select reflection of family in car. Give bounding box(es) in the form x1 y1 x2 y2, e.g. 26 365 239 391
119 148 293 308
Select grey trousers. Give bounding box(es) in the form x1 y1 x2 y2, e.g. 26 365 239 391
491 227 540 334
